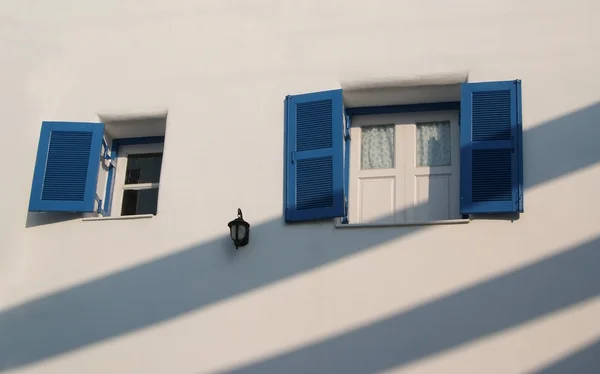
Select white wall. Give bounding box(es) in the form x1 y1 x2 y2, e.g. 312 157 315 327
1 1 600 373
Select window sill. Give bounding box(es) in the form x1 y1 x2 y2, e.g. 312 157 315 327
335 218 470 228
82 214 155 222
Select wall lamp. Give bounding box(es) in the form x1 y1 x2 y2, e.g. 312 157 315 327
228 208 250 249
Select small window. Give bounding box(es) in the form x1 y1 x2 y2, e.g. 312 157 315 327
121 153 163 215
112 143 164 216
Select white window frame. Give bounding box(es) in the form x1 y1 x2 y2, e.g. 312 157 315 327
348 111 460 224
112 143 164 217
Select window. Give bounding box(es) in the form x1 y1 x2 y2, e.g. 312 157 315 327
349 112 460 224
284 80 524 224
112 143 164 216
28 115 167 218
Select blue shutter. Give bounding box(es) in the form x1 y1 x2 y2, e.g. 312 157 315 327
285 89 345 222
29 121 105 212
460 80 523 214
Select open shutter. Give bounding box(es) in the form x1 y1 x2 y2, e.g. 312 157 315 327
460 80 523 214
29 121 105 212
285 89 345 222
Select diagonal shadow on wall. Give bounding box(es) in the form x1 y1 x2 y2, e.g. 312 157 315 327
530 337 600 374
218 235 600 373
1 102 600 372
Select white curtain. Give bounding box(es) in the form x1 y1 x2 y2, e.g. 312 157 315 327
361 125 394 169
416 121 451 167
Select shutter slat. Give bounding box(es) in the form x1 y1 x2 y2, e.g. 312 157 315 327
29 121 104 212
285 90 345 222
460 80 523 214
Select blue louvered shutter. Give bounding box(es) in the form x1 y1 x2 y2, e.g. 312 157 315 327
285 89 345 222
460 80 523 214
29 121 105 212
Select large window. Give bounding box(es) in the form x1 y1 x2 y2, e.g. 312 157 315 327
284 80 524 224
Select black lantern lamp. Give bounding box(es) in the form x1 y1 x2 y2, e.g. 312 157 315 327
228 208 250 249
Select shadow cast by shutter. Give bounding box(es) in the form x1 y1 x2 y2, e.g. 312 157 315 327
25 212 83 228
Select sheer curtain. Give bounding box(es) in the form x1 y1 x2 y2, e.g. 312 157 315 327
416 121 451 167
361 125 395 169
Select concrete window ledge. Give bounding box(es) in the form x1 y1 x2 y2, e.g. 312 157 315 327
82 214 155 222
335 219 470 228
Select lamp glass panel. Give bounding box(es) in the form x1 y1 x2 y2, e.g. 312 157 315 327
238 225 247 240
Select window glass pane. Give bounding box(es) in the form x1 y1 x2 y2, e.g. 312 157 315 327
121 188 159 216
125 153 163 184
416 121 451 167
361 125 395 169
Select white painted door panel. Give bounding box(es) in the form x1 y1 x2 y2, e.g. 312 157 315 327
349 125 405 224
358 177 396 224
403 114 460 222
